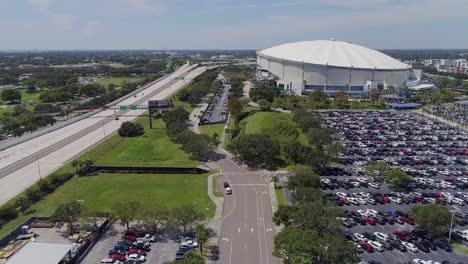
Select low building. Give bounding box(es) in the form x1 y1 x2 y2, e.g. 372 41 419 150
6 242 72 264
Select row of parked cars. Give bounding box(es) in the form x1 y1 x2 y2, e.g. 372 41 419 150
346 229 453 254
101 229 155 264
200 84 229 124
175 234 199 260
319 110 468 263
425 103 468 126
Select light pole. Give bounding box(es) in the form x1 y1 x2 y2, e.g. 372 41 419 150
36 157 42 180
448 210 456 244
103 125 106 138
205 208 209 221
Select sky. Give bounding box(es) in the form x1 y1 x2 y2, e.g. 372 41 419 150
0 0 467 50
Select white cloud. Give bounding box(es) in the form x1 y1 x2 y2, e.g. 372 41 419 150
26 0 74 32
118 0 165 15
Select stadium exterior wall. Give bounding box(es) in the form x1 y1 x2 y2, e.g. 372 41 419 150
257 54 411 95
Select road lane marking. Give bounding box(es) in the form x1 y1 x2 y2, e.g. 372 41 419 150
255 191 264 264
260 192 270 264
251 228 254 232
267 229 273 232
238 228 241 233
222 238 229 242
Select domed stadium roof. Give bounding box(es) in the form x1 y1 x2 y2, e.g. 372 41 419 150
257 40 411 70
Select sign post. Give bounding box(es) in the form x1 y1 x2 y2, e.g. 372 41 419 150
148 100 173 128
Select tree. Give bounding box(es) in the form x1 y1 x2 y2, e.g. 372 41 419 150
173 205 200 232
39 88 71 103
182 134 217 161
308 89 328 107
15 196 32 213
369 89 381 102
81 208 102 231
170 252 204 264
411 204 451 238
228 133 280 168
118 121 144 137
50 201 83 234
258 99 271 111
274 227 320 262
334 91 348 106
306 128 336 150
142 206 169 233
365 161 389 176
383 169 412 189
292 109 323 133
195 224 210 254
1 88 21 103
272 97 285 109
287 168 320 190
228 97 243 116
112 201 141 230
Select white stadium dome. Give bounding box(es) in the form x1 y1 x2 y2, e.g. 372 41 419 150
256 40 413 95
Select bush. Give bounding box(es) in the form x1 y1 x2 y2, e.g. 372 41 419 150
37 178 54 194
50 173 74 185
118 122 144 137
25 187 41 202
0 205 19 225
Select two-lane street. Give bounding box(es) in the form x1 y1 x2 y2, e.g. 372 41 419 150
217 157 279 264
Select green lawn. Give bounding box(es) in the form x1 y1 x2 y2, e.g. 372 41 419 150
97 77 145 88
97 118 199 168
199 124 224 138
244 112 306 145
275 188 287 206
21 91 41 104
0 173 215 238
172 96 194 113
452 243 468 254
213 176 224 197
0 108 12 117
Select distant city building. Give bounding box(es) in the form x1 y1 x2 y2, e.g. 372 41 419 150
256 40 418 96
423 58 468 74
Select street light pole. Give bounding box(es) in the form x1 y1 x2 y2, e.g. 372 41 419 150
37 157 42 180
448 211 455 244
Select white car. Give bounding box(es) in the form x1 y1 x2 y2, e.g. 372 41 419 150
368 241 384 252
369 183 380 189
101 259 121 264
452 198 465 206
353 233 366 242
412 259 429 264
142 234 156 242
336 192 347 198
366 209 378 217
402 242 418 252
373 232 388 241
357 198 367 205
390 197 402 204
357 210 367 217
347 198 360 205
128 254 146 262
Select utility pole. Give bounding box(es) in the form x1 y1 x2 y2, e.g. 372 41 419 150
37 157 42 180
448 211 455 243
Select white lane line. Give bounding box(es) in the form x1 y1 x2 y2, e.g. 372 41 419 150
238 228 241 233
256 191 264 264
259 189 270 264
251 228 254 232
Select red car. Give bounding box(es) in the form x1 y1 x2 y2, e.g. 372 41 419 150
364 217 376 225
125 230 142 237
393 230 412 242
382 196 391 203
128 248 147 256
339 198 350 206
400 216 415 225
110 254 126 261
358 241 374 253
122 235 137 241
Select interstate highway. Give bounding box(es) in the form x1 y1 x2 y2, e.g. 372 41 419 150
0 64 207 206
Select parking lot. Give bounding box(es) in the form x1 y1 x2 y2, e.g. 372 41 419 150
82 223 181 264
318 110 468 264
201 82 230 124
425 103 468 127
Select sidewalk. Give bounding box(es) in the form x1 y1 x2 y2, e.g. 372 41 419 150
188 98 209 134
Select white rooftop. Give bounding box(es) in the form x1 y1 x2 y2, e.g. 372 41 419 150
257 40 412 70
6 242 72 264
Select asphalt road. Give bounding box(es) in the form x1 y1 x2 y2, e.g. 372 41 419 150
207 84 230 123
0 68 196 180
217 157 279 264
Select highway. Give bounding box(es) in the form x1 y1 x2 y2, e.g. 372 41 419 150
0 64 207 206
217 157 279 264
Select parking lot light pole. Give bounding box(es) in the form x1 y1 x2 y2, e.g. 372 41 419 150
36 157 42 180
205 208 209 221
448 210 456 244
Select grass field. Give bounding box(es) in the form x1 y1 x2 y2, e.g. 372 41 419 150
172 96 194 113
199 124 224 139
243 112 307 145
275 188 287 206
0 173 215 237
21 91 41 104
97 118 199 168
97 77 145 88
